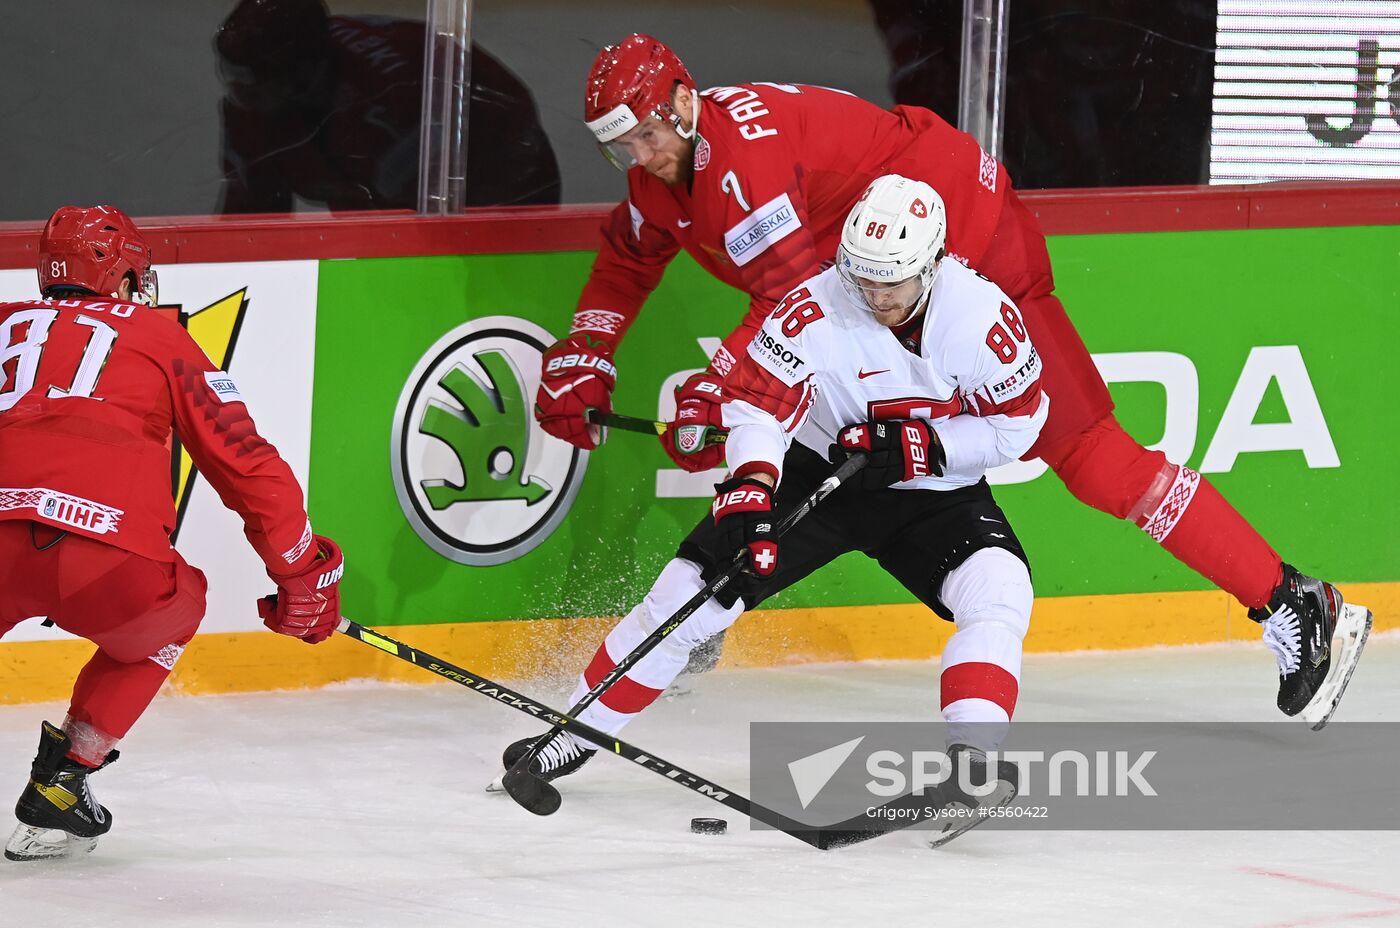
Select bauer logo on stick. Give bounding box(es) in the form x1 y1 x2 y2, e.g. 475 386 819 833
391 316 589 566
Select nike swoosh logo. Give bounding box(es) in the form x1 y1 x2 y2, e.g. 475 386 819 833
979 516 1001 523
677 219 692 228
857 369 889 379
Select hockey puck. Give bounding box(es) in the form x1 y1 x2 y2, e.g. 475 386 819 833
690 817 727 835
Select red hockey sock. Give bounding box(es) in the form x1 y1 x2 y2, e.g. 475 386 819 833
1049 416 1283 610
65 648 175 758
582 642 666 715
1136 465 1283 609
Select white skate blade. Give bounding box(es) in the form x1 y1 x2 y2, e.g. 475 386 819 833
4 823 99 862
1301 603 1372 731
484 772 506 793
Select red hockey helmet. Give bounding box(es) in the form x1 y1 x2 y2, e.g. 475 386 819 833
584 34 698 170
39 206 158 306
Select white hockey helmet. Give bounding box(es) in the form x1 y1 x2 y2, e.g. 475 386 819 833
836 174 947 319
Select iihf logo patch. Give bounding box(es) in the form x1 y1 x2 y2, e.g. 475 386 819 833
676 424 705 455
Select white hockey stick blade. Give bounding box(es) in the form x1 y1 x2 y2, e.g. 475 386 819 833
1302 604 1373 731
4 823 99 862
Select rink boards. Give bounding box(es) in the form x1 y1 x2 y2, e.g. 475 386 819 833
0 184 1396 701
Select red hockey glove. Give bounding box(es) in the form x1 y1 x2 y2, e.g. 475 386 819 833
830 420 945 488
535 334 617 450
711 476 779 581
257 535 344 645
660 371 728 472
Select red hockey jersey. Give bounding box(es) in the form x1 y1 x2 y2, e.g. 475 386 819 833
572 83 1009 374
0 297 315 573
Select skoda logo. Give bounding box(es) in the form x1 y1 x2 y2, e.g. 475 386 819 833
391 316 587 565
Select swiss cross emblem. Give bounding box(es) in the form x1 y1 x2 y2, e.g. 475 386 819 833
911 198 927 217
750 541 778 575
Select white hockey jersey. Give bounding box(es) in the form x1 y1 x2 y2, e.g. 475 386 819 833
722 259 1049 491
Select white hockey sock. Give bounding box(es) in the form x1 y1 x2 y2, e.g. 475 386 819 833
572 558 743 736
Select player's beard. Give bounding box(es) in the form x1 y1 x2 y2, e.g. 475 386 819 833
648 140 695 187
874 303 922 328
870 285 929 329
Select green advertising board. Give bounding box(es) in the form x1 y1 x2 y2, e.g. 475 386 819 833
311 223 1399 626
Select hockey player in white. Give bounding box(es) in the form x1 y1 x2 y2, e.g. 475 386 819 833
495 176 1045 823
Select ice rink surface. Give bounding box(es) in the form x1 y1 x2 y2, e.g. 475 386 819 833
3 633 1398 928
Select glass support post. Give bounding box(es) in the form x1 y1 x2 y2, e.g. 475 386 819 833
418 0 472 214
958 0 1009 159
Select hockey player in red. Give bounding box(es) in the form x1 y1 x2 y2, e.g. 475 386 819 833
534 34 1370 715
501 179 1041 836
0 206 345 861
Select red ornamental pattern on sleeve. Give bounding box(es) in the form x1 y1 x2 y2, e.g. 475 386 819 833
1138 466 1202 542
571 309 627 336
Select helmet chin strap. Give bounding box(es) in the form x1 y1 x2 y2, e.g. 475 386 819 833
887 291 929 327
878 263 939 326
901 258 943 324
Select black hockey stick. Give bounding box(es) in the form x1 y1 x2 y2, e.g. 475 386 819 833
334 618 831 850
586 409 727 445
501 451 869 816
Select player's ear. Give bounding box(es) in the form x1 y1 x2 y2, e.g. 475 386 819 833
672 82 694 128
117 276 134 301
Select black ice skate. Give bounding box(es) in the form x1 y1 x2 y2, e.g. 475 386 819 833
926 743 1019 850
485 732 595 793
6 721 118 862
1250 564 1372 730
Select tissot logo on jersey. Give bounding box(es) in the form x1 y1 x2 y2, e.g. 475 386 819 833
988 346 1042 402
725 193 801 267
750 328 806 383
